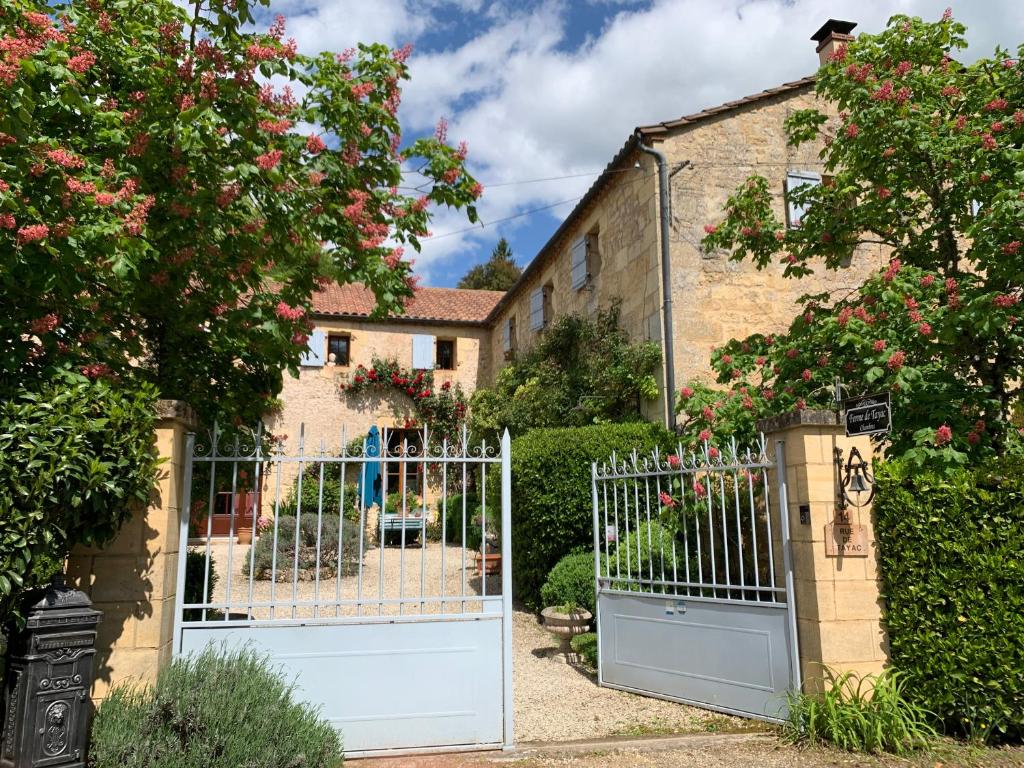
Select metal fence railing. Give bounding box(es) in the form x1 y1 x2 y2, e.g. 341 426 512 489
591 436 787 604
172 423 511 638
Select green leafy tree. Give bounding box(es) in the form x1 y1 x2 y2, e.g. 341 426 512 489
0 0 480 618
690 10 1024 467
0 0 480 423
470 302 661 441
457 237 521 291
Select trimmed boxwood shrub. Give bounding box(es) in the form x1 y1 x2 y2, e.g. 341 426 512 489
541 551 597 614
510 422 673 610
88 646 342 767
874 459 1024 742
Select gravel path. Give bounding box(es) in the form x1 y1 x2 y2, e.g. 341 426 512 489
511 608 738 742
201 539 741 743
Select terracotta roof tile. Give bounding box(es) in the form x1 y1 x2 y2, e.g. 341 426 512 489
312 282 504 325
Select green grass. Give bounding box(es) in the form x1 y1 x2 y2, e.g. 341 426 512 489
783 667 937 755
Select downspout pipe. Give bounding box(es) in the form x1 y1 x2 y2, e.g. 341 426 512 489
635 133 677 432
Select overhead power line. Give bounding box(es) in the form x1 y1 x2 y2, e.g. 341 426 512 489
423 196 584 241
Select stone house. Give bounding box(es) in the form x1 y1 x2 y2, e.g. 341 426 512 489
487 20 883 430
217 19 880 534
262 282 504 508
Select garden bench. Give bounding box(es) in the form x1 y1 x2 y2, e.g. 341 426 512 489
380 513 424 544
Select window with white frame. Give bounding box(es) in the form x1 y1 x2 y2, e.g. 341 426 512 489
785 171 822 228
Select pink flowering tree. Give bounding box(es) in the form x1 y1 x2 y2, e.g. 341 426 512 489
1 0 480 423
690 10 1024 467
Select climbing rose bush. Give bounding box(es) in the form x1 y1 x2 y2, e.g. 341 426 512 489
692 10 1024 468
0 0 480 423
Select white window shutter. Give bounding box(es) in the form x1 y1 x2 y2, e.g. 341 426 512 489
502 319 511 351
300 329 326 367
529 288 545 330
570 236 588 290
411 334 435 369
785 171 821 228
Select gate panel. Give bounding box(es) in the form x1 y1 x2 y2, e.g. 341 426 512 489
598 591 791 719
592 437 799 722
173 423 513 755
179 618 503 752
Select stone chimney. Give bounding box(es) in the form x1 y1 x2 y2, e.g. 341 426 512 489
811 19 857 66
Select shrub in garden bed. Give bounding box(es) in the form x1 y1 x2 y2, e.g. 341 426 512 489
541 552 597 614
571 632 598 669
510 422 674 610
182 549 218 621
245 514 360 581
280 462 361 523
874 460 1024 742
783 668 935 755
88 646 342 767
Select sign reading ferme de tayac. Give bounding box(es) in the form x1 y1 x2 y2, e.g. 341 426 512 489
843 392 891 437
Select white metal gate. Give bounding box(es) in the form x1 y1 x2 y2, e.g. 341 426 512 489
172 424 513 756
591 437 799 721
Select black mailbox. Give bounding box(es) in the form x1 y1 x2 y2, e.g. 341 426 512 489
1 577 101 768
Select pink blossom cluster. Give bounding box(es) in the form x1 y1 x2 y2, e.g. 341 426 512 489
81 363 111 379
275 302 305 321
306 135 326 154
16 223 48 243
259 118 293 135
934 424 952 446
256 149 283 170
29 313 60 334
46 148 85 169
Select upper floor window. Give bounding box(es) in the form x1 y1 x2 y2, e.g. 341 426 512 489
784 171 822 228
529 285 552 331
571 231 600 290
328 334 350 366
436 339 455 370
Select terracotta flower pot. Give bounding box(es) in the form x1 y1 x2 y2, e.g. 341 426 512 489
473 551 501 576
236 526 253 545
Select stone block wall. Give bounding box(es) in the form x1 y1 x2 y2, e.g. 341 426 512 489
761 410 888 690
66 400 196 700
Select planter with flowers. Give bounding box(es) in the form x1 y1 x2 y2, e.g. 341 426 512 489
340 356 468 438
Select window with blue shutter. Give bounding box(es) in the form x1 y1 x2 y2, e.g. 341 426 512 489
785 171 821 228
299 329 326 367
529 288 545 330
411 334 435 369
570 236 588 290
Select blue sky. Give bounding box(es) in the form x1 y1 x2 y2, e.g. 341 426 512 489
256 1 1024 288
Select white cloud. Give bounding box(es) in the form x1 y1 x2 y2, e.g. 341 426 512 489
263 0 1024 282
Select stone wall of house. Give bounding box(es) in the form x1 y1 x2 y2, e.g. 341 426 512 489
484 152 664 421
659 86 886 390
486 85 888 426
264 316 492 513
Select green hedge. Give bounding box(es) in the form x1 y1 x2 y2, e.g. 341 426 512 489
874 459 1024 742
0 374 158 626
510 422 673 610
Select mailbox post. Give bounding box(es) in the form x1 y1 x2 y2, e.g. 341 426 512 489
1 576 101 768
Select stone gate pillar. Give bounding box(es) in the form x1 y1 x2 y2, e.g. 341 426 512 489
66 400 197 700
759 410 889 691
